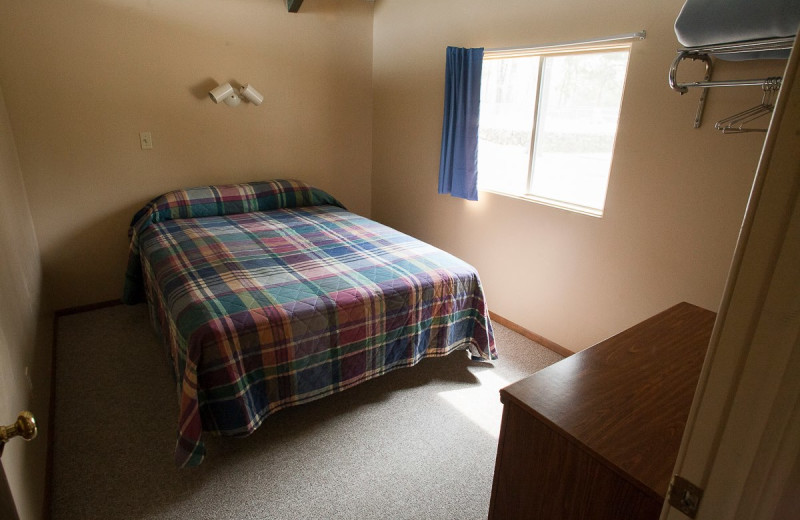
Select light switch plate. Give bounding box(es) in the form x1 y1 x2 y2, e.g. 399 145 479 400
139 131 153 150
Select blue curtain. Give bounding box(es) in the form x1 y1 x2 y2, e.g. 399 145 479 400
438 46 484 201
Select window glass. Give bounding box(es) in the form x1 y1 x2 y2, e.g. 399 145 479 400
477 46 630 216
478 56 539 194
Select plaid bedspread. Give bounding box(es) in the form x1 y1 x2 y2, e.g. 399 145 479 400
123 180 496 467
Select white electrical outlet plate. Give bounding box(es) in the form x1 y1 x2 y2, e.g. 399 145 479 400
139 131 153 150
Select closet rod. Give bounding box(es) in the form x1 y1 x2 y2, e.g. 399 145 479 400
672 75 782 91
487 31 646 54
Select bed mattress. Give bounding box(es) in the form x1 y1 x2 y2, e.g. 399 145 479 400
123 180 496 466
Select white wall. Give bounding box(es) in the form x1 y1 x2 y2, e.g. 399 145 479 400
371 0 786 351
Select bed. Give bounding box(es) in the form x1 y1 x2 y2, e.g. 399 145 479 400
122 179 496 467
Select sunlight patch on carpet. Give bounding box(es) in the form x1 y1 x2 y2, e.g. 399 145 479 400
437 368 510 438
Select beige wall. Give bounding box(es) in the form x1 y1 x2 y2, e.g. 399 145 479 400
2 0 782 351
0 84 52 520
371 0 786 351
0 0 374 311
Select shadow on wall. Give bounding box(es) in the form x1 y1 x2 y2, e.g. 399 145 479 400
189 78 221 101
42 204 143 311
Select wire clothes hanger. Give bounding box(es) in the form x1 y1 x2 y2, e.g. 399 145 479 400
714 77 782 134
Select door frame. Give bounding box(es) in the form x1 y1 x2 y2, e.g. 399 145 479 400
1 457 20 520
662 30 800 520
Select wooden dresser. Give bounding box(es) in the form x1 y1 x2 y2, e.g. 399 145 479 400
488 302 716 519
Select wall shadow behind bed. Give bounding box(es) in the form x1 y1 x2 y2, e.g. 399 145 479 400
122 179 496 466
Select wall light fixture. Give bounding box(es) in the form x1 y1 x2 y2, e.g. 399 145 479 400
209 82 263 107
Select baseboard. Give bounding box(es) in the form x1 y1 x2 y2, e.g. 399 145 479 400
489 311 574 357
53 299 123 317
44 314 57 520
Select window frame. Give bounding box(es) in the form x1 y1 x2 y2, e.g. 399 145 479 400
478 41 634 217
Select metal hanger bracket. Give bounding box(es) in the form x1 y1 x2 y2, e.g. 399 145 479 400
668 36 794 129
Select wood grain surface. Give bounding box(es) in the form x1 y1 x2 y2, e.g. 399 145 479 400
490 302 716 519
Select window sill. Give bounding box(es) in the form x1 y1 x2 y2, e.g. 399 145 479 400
478 189 604 218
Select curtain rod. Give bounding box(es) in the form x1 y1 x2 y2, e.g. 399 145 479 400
486 31 646 54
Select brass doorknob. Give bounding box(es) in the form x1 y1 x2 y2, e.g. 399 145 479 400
0 411 37 445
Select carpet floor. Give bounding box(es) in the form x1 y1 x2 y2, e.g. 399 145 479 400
51 304 563 520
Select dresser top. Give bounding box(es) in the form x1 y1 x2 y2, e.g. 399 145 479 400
500 302 716 499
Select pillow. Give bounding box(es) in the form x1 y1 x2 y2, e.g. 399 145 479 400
128 179 344 233
122 179 345 304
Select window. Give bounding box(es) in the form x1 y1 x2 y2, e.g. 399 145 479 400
477 43 631 216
